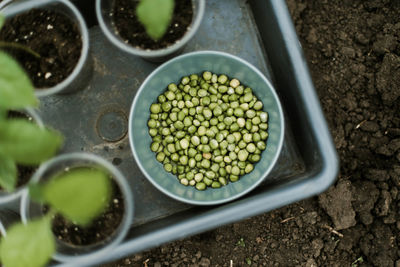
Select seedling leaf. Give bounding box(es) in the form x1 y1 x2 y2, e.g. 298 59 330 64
0 153 17 192
136 0 174 41
0 51 38 109
0 119 63 165
28 183 45 203
237 237 245 247
41 168 112 226
0 217 55 267
0 109 5 120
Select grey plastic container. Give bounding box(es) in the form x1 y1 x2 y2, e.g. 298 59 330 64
0 0 91 97
96 0 205 62
21 0 338 265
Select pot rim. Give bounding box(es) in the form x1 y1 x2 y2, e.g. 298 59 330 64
0 220 6 237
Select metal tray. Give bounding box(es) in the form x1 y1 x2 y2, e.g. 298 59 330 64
47 0 339 265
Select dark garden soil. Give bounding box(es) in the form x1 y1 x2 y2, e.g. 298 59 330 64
5 111 37 188
112 0 193 50
51 178 124 246
0 9 82 89
12 165 34 188
103 0 400 266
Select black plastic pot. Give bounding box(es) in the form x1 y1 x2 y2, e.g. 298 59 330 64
0 0 92 97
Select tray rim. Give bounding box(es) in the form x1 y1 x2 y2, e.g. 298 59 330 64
55 0 339 265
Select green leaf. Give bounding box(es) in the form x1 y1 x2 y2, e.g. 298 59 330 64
28 183 45 203
136 0 174 41
0 217 55 267
0 51 38 109
0 109 6 120
41 168 112 226
0 119 63 165
0 153 17 192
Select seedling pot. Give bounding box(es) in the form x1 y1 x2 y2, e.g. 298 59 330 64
96 0 205 62
0 0 91 97
20 153 134 264
0 108 43 206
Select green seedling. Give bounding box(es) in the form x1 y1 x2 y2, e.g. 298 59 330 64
237 237 246 247
0 50 38 111
0 114 63 191
136 0 174 41
0 15 62 192
351 256 364 267
0 14 114 267
0 50 62 191
0 41 41 59
0 168 112 267
0 216 55 267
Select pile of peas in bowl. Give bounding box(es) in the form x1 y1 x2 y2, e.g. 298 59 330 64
147 71 269 190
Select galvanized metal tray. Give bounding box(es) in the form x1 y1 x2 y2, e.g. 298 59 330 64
47 0 339 265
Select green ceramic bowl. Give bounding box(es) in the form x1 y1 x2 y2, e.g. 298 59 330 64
129 51 284 205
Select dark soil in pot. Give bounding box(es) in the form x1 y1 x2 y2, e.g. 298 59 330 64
13 162 35 189
112 0 193 50
49 176 124 246
0 9 82 89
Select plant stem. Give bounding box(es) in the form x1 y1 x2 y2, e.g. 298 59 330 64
0 41 41 58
